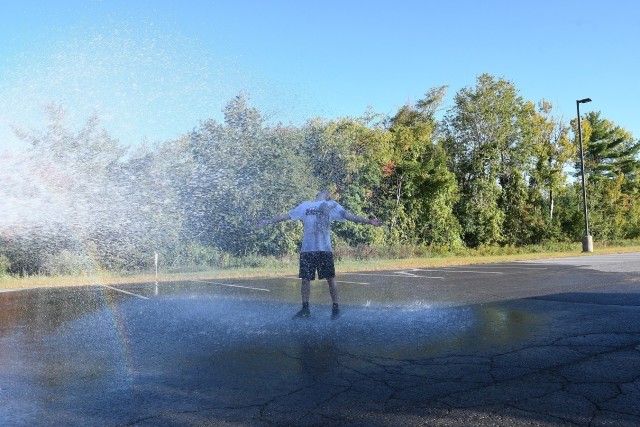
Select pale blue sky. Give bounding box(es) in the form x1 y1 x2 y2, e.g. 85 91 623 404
1 0 638 147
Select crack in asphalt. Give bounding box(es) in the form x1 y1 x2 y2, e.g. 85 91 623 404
112 333 640 426
247 331 640 426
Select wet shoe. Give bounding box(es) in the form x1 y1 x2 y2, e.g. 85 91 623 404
293 304 310 319
331 303 340 320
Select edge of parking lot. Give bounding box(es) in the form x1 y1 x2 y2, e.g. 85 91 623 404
3 244 640 292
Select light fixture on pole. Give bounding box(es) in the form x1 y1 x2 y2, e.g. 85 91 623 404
576 97 593 252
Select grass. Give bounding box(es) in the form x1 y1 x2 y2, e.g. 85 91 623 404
2 242 640 291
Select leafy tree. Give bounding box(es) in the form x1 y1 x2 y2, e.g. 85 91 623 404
302 114 390 247
574 111 640 187
9 103 134 272
10 85 640 276
100 143 189 270
444 74 532 246
571 112 640 239
188 94 313 256
382 86 462 246
527 100 572 236
253 123 317 255
12 103 195 271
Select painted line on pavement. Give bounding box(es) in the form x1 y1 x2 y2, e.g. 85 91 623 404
191 280 270 292
475 266 548 270
102 285 150 300
413 269 504 275
343 272 445 279
284 276 370 285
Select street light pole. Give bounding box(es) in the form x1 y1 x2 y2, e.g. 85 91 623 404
576 97 593 252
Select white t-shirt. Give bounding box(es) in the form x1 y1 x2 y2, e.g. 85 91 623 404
288 200 346 252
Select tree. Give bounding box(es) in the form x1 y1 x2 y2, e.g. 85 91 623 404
381 86 462 246
571 112 640 239
574 111 640 186
188 94 313 256
8 104 133 273
528 100 572 229
302 114 390 247
444 74 531 246
505 99 575 244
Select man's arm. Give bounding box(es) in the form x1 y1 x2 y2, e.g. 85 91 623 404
342 211 382 227
257 213 290 228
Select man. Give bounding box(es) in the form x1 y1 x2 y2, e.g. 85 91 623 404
258 190 382 319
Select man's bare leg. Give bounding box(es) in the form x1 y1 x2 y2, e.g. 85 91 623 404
327 277 340 318
294 279 312 318
327 277 338 304
301 279 311 304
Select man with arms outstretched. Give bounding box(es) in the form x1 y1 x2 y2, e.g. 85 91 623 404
258 190 382 319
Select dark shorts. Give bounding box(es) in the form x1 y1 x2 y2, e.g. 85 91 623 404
299 251 335 281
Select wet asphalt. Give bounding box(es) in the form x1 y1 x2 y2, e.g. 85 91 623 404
2 253 640 426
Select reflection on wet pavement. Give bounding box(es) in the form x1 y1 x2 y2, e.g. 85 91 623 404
0 286 542 425
2 257 640 426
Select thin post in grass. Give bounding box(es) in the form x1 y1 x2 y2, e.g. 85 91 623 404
154 252 159 281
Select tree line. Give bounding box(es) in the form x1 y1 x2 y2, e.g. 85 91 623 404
2 73 639 276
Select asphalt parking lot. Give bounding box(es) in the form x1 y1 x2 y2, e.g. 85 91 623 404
2 253 640 426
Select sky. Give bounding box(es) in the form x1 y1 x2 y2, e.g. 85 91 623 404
1 0 639 148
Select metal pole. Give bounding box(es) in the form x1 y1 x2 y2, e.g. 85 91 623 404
576 99 593 252
576 101 589 237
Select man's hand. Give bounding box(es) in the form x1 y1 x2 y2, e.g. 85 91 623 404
344 212 382 226
256 214 289 228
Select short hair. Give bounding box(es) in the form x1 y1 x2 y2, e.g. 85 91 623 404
316 190 331 201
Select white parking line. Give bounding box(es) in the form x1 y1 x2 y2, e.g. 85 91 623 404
190 280 270 292
413 269 504 275
102 285 150 300
476 266 548 270
284 276 370 284
395 271 421 277
343 272 445 279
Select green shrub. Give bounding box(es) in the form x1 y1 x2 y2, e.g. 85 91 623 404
41 250 98 276
0 254 11 277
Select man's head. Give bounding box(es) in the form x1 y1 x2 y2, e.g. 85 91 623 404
315 190 331 201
